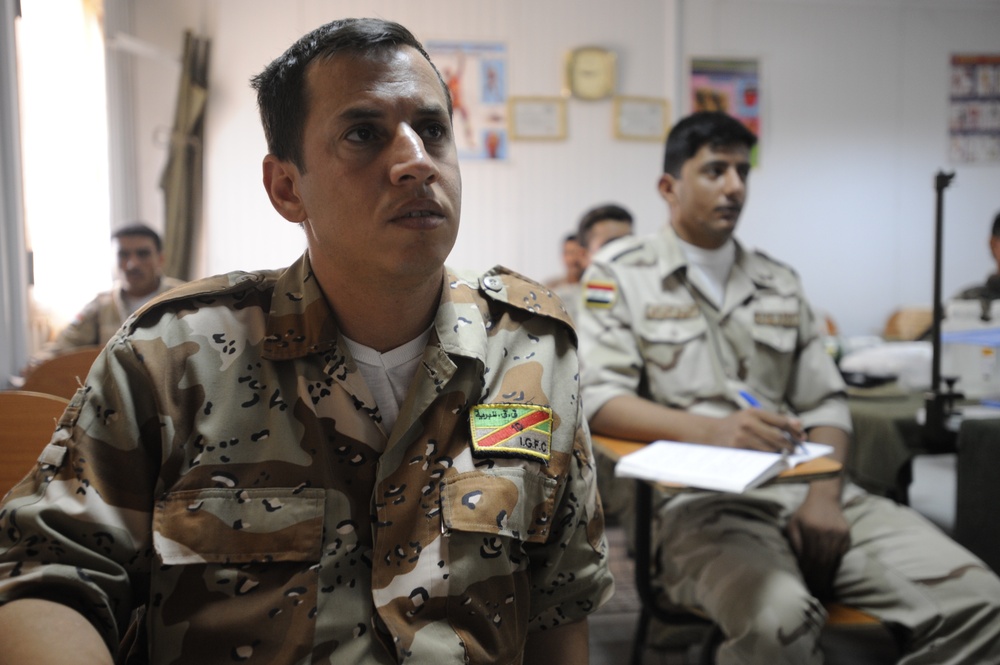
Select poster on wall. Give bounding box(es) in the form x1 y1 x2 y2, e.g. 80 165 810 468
426 41 508 160
949 54 1000 165
689 58 760 164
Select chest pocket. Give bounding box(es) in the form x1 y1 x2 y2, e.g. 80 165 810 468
149 488 326 665
749 297 801 396
438 467 559 660
636 316 709 371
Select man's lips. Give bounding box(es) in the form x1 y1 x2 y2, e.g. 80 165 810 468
716 205 742 221
390 202 447 229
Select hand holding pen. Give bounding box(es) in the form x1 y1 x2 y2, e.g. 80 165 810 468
734 390 807 455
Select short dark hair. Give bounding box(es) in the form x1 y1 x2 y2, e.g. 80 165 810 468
578 204 633 248
992 211 1000 238
663 112 757 176
112 223 162 253
250 18 451 171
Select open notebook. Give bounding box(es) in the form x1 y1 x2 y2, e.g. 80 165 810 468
614 440 835 493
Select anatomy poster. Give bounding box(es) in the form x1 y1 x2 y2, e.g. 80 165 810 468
426 41 508 160
690 57 760 164
949 54 1000 164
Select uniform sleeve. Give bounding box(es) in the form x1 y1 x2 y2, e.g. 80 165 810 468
576 262 644 421
787 299 853 433
0 335 160 654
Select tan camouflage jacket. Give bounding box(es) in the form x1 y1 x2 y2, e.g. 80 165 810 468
577 225 852 431
31 276 186 366
0 253 613 665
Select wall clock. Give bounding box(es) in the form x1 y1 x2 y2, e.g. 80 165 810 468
565 47 616 100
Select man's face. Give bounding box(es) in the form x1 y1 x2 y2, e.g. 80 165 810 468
659 143 749 249
562 239 586 281
585 219 633 257
266 47 461 291
115 235 164 297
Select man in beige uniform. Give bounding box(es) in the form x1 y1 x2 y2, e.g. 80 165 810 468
577 111 1000 664
0 18 612 664
29 223 184 366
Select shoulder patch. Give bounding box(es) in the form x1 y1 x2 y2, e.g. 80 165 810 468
584 280 617 308
470 403 552 464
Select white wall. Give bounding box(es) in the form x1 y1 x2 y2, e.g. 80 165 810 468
679 0 1000 335
123 0 1000 336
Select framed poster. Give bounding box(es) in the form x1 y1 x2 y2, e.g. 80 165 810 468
508 97 567 140
689 57 760 163
613 96 670 141
949 53 1000 164
426 41 508 160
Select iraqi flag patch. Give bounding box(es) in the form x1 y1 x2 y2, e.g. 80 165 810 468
470 403 552 463
584 280 617 308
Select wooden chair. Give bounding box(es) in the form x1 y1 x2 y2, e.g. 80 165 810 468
0 390 70 496
21 345 102 399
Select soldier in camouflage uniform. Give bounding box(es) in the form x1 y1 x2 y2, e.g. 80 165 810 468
0 18 612 664
28 224 184 368
577 111 1000 664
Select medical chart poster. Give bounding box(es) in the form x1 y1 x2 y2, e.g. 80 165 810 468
690 58 760 164
426 41 508 161
949 54 1000 165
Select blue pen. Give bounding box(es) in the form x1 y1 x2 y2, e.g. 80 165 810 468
738 390 806 455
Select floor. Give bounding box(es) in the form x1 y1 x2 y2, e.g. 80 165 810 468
588 454 959 664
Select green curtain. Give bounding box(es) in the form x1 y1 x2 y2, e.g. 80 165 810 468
161 30 210 280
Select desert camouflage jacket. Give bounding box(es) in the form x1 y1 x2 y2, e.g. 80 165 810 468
577 225 852 431
31 276 186 366
0 252 613 664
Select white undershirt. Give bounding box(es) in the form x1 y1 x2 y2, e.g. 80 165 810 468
676 236 736 308
341 327 432 437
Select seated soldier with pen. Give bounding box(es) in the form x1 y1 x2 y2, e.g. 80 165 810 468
576 111 1000 664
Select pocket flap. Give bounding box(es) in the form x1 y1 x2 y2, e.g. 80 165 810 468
153 487 325 565
440 469 558 544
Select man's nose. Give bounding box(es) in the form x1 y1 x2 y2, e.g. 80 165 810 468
389 124 438 186
723 167 745 198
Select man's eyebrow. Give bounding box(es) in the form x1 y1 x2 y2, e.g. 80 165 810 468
337 103 449 122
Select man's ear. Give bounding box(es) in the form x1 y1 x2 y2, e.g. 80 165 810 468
263 155 307 223
657 172 679 205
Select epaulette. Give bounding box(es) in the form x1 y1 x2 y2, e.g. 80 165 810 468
478 266 575 332
125 270 275 333
598 235 653 267
743 248 802 294
747 247 800 278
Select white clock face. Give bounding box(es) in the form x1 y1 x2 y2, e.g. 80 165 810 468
568 48 615 100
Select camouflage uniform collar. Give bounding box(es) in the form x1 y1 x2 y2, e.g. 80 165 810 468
262 252 342 360
433 269 492 364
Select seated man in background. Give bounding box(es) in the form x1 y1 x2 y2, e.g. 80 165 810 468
955 210 1000 300
546 232 587 322
577 111 1000 664
0 17 612 664
28 223 184 366
576 202 634 267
